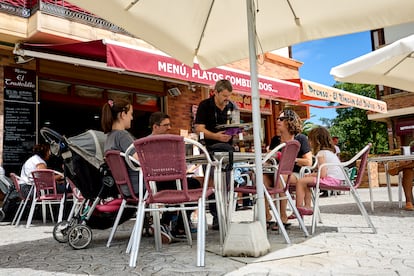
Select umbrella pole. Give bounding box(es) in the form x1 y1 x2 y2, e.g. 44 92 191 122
246 0 266 232
223 2 270 257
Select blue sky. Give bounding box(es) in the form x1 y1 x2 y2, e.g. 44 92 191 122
291 31 372 125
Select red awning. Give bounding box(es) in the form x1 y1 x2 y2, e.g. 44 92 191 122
17 39 300 101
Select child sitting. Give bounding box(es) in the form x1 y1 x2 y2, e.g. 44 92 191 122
295 127 346 215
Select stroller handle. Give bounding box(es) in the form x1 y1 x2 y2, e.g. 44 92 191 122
40 127 68 156
40 127 65 143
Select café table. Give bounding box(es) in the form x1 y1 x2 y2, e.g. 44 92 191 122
368 154 414 210
186 151 260 248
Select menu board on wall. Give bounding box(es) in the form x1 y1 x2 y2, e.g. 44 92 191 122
3 67 37 174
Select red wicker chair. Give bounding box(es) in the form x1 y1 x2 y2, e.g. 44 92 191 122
127 134 215 267
310 143 376 234
9 173 32 226
104 150 141 248
229 140 309 243
26 169 66 228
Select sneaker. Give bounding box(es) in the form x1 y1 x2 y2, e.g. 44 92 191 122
160 224 174 244
149 225 172 244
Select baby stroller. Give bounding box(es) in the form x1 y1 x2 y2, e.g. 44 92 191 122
40 127 135 249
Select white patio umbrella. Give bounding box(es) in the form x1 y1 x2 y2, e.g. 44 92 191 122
331 34 414 92
69 0 414 233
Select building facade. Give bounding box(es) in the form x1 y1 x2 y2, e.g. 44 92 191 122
369 23 414 151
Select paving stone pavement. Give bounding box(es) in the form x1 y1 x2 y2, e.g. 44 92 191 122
1 186 414 275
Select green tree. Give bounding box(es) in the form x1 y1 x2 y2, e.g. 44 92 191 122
326 83 388 156
302 118 317 135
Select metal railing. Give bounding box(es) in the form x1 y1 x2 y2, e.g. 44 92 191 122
0 0 130 35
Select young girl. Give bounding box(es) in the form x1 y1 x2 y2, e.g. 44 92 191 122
295 126 346 215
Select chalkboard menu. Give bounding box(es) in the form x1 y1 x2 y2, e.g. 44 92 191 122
3 67 37 174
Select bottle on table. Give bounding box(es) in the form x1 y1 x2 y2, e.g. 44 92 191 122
199 131 206 146
238 132 246 153
226 109 232 125
233 142 240 152
232 109 240 124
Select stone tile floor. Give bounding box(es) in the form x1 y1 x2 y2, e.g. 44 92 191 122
1 187 413 275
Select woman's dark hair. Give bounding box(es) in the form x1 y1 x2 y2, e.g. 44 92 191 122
32 143 50 159
101 98 131 133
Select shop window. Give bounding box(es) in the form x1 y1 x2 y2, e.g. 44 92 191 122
39 80 70 95
75 85 104 98
135 94 158 107
107 90 133 102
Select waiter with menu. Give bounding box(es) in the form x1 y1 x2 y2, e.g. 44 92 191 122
194 79 237 148
194 79 236 231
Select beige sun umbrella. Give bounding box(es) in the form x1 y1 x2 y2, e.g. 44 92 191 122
331 34 414 92
68 0 414 251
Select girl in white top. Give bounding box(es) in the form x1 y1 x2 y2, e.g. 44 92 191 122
20 144 51 184
295 126 346 216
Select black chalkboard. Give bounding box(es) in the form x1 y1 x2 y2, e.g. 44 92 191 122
3 67 37 175
3 92 36 160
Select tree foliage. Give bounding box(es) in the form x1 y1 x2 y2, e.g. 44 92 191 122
310 82 388 157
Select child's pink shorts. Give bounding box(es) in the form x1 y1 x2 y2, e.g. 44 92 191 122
313 176 342 186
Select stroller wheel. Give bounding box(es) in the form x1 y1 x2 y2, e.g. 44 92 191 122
68 224 92 250
0 209 5 222
53 220 71 243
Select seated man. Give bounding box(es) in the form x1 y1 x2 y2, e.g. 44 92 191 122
388 161 414 211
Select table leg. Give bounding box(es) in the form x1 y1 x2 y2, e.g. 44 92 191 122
384 162 393 202
214 161 225 248
367 162 374 212
398 172 403 208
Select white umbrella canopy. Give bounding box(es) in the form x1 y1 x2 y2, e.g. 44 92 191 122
330 34 414 92
68 0 414 236
69 0 414 70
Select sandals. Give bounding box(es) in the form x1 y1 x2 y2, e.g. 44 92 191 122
297 207 314 216
404 203 414 211
287 214 297 220
266 221 274 230
269 222 291 231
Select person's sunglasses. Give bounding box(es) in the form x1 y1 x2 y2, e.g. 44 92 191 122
276 116 288 121
159 123 172 127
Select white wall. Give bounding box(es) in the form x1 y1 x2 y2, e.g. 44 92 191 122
271 47 290 58
384 22 414 44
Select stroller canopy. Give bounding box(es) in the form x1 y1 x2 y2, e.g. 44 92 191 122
67 130 107 169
